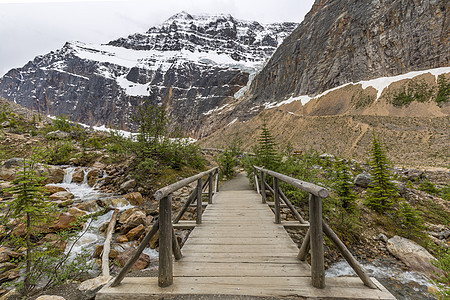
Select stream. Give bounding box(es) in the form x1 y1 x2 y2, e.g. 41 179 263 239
47 167 158 274
326 259 439 299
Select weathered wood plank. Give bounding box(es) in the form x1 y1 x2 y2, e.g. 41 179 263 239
98 277 395 299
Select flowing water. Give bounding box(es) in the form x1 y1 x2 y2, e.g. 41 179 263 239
47 167 158 273
326 259 438 299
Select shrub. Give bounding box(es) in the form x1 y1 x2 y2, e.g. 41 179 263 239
436 75 450 105
217 150 236 179
333 159 357 212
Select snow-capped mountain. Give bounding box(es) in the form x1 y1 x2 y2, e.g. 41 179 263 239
0 12 297 136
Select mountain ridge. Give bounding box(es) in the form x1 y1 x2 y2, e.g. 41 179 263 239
0 12 297 137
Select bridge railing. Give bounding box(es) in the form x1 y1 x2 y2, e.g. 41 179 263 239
111 167 219 288
253 166 377 290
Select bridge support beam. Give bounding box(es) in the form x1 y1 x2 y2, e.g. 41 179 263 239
159 195 173 287
309 194 325 288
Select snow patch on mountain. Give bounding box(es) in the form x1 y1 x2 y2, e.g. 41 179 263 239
263 67 450 109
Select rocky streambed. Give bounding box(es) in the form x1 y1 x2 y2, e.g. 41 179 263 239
0 159 197 298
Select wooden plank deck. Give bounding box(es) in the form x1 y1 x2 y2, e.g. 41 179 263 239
97 175 395 299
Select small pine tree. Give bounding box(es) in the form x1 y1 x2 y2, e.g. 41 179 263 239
4 152 52 295
365 134 398 213
334 159 357 212
254 122 281 171
397 201 422 237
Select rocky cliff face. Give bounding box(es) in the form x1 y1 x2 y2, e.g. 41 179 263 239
245 0 449 105
0 12 297 137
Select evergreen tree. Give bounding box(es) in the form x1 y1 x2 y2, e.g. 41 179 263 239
365 134 398 213
334 159 357 212
4 152 51 295
397 201 422 237
254 122 281 171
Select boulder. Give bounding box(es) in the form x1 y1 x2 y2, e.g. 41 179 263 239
120 179 136 193
149 230 159 249
67 207 88 218
77 200 101 212
51 213 77 231
2 158 23 168
46 166 65 184
46 130 70 139
116 235 128 243
72 168 85 184
354 173 371 188
1 121 10 128
78 275 112 297
0 168 15 181
116 248 149 271
101 197 129 208
404 169 425 182
118 207 140 224
124 192 144 206
126 224 145 241
392 181 406 194
0 252 9 263
386 235 443 278
93 245 119 259
87 169 101 187
49 191 74 201
44 185 67 195
120 211 148 234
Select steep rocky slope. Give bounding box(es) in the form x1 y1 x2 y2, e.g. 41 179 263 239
245 0 449 104
0 12 297 137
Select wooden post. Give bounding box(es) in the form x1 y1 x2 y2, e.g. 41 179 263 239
159 195 173 287
273 177 281 224
197 178 202 224
309 194 325 288
297 228 311 261
261 171 266 204
254 167 260 194
172 227 182 260
111 220 159 287
208 173 213 204
215 170 219 193
322 221 377 289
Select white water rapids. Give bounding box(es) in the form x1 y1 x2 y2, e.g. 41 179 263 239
46 167 158 272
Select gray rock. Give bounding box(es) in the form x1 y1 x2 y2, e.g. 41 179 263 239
378 233 388 243
354 173 371 188
48 191 75 201
1 121 10 128
2 158 24 168
46 130 70 139
36 295 66 300
404 169 425 182
386 235 443 277
120 179 137 192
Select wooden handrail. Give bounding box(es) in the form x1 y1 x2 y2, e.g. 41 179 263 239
254 166 329 198
112 167 219 288
253 165 376 290
155 167 218 201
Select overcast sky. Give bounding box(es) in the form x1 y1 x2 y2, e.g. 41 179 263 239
0 0 314 76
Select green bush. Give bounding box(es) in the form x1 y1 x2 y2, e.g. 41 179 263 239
217 150 236 179
432 248 450 298
46 142 76 165
396 201 423 238
418 180 440 195
436 75 450 105
51 115 72 132
333 159 357 212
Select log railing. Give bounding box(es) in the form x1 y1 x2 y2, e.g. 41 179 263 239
111 167 219 288
253 166 377 289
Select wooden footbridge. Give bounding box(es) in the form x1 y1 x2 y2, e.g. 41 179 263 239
97 167 395 299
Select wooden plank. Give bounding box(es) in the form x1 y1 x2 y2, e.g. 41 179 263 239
180 244 299 253
184 237 295 245
179 253 302 263
174 262 310 277
98 277 395 299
